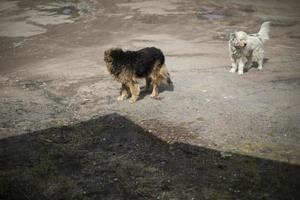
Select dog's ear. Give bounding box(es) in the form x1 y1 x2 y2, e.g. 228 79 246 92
104 48 123 62
104 49 113 62
104 49 109 61
111 48 123 60
229 33 235 40
104 49 111 56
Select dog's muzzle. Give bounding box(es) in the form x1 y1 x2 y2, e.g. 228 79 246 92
167 78 174 90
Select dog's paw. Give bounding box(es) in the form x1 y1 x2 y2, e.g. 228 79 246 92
238 71 244 75
152 96 163 100
229 68 236 73
129 97 138 103
258 67 263 71
117 96 125 101
150 94 158 98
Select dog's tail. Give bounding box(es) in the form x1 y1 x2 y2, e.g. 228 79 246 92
258 21 271 43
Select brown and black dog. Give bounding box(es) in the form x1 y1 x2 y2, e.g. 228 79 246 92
104 47 173 103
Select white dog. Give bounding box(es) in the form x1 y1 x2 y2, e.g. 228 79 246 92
229 21 271 75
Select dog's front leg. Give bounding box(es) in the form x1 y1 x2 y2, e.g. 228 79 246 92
229 57 237 73
238 58 246 75
128 82 140 103
117 84 130 101
229 62 237 73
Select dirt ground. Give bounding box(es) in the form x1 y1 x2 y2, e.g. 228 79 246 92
0 0 300 199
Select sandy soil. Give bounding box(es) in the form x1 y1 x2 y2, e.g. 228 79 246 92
0 0 300 199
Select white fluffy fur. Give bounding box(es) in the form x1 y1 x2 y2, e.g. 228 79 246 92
229 22 271 75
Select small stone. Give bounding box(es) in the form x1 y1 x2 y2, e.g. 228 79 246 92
124 15 133 20
62 8 72 15
160 161 166 165
220 151 232 158
45 139 53 143
81 99 90 105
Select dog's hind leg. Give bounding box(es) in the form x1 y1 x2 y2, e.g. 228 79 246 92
257 52 264 70
245 56 253 69
150 83 159 98
118 84 130 101
128 81 140 103
253 48 264 70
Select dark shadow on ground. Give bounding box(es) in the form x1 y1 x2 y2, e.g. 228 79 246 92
0 114 299 200
245 58 269 72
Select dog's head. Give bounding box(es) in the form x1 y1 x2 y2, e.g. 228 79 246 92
104 48 123 63
230 31 247 48
159 64 174 90
166 73 174 90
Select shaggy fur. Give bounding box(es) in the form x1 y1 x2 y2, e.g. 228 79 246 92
229 21 271 75
104 47 173 103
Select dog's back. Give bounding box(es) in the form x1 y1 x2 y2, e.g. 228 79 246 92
133 47 165 77
105 47 166 78
137 47 165 65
